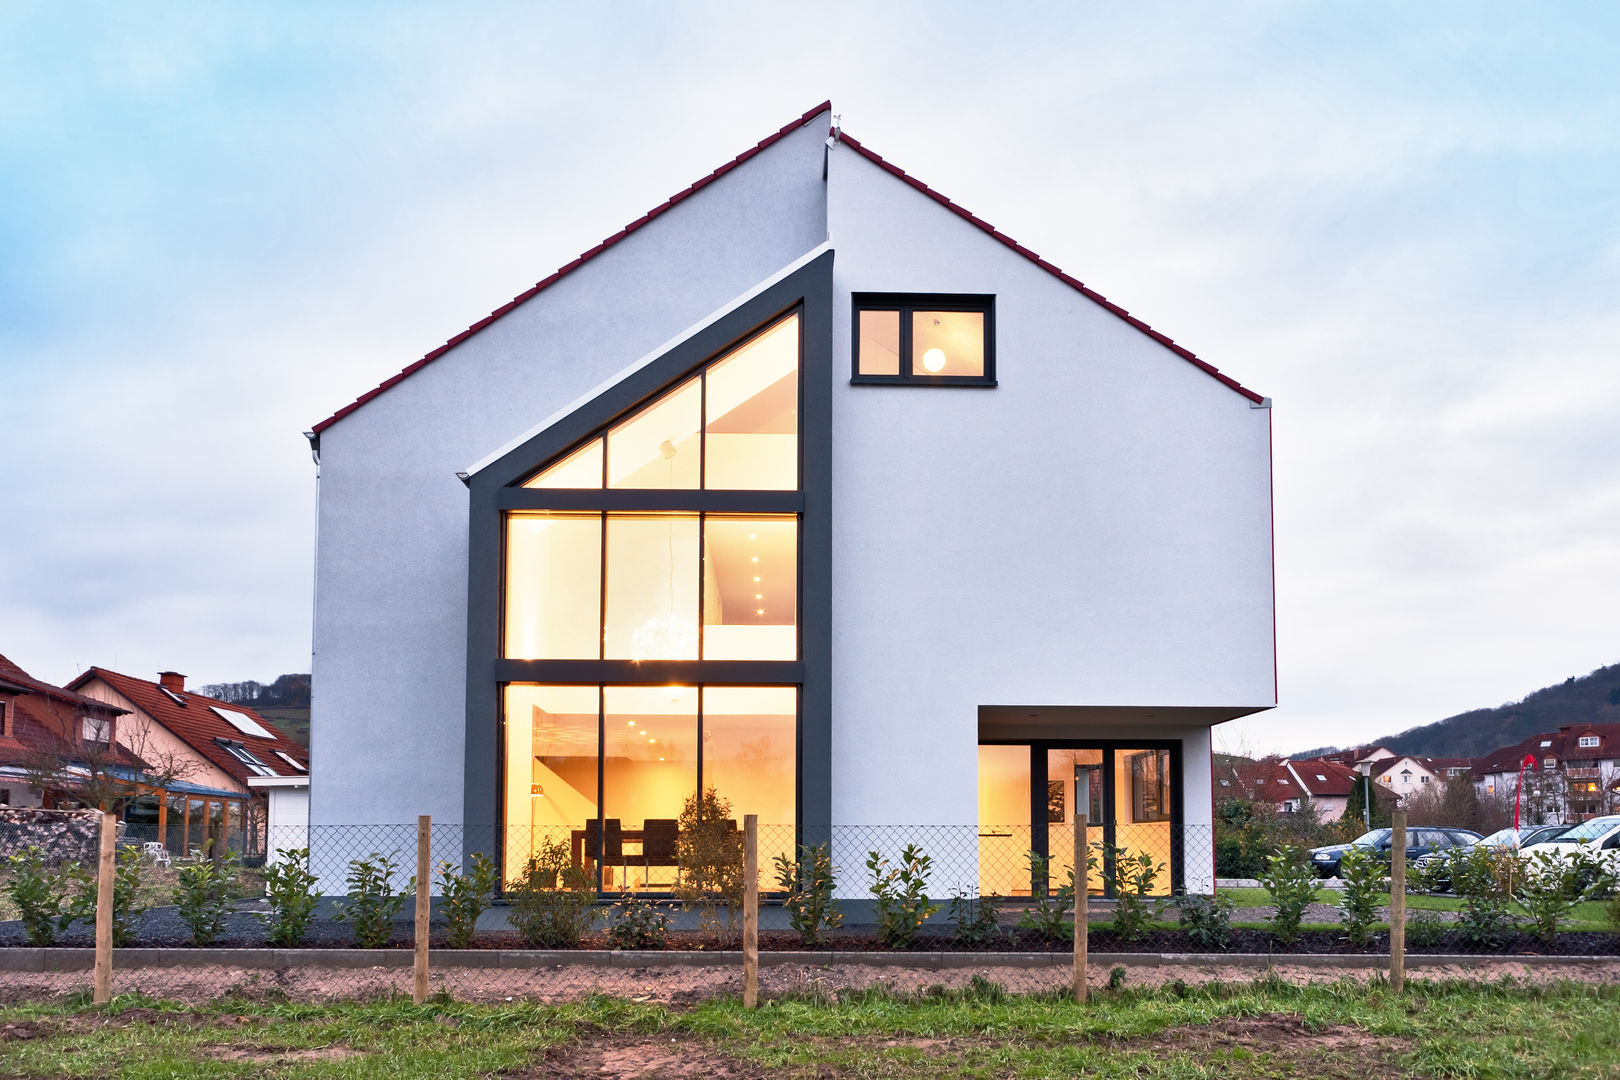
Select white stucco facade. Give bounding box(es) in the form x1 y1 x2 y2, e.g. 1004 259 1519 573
308 106 1273 897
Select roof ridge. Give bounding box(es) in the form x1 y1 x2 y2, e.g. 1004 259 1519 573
311 100 834 434
833 130 1265 404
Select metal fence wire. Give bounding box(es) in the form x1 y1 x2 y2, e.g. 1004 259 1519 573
0 815 1614 1005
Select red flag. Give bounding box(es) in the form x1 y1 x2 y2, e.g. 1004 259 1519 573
1514 753 1538 831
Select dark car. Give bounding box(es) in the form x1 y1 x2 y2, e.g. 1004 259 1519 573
1308 827 1483 879
1413 824 1570 891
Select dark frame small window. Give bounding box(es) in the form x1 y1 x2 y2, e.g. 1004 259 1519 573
852 293 995 386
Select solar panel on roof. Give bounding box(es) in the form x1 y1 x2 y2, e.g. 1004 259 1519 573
275 751 306 773
209 705 275 739
159 686 186 706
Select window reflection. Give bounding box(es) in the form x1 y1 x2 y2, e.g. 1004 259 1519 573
607 378 701 489
702 515 796 660
604 514 700 660
505 513 602 659
857 309 901 375
705 313 798 490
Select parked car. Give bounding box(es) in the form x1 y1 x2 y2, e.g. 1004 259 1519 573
1309 827 1482 879
1518 815 1620 886
1413 824 1569 891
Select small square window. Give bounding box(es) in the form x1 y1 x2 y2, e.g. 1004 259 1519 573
852 294 995 385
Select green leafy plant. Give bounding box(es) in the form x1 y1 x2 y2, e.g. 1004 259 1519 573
772 842 842 946
2 848 88 946
66 845 146 947
1514 849 1600 945
949 889 1004 946
333 851 412 948
1104 843 1165 943
1335 847 1388 947
1017 849 1097 944
174 853 240 946
606 894 670 949
674 788 745 947
262 848 322 947
1406 909 1447 948
1176 892 1235 951
1450 844 1515 949
866 844 939 949
508 855 600 948
437 852 501 949
1257 845 1318 945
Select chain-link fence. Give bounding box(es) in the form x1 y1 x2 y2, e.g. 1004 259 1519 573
1 813 1615 1005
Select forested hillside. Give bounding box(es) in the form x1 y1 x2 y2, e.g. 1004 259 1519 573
1373 662 1620 758
200 673 310 748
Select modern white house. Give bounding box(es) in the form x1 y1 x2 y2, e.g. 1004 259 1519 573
306 102 1276 897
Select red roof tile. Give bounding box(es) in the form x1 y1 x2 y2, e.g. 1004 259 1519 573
311 101 835 434
0 654 137 771
68 668 308 789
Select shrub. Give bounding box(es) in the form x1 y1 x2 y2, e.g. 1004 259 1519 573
1450 844 1515 949
174 854 240 945
949 890 1004 946
1406 909 1446 948
437 853 501 949
674 788 745 947
1104 843 1164 943
866 844 938 949
67 846 146 947
772 842 842 946
262 848 322 947
1176 892 1234 951
1017 851 1075 943
1335 847 1387 947
334 851 412 948
1257 846 1317 945
1514 848 1602 945
607 894 670 949
2 848 87 947
508 856 599 948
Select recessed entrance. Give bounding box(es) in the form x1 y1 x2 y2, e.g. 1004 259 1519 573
977 741 1183 898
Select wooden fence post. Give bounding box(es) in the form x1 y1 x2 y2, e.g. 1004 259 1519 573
1389 810 1406 994
743 814 759 1009
94 811 116 1004
414 814 431 1005
1073 815 1088 1004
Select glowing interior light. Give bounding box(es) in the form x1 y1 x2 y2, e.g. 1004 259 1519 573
921 347 947 373
756 608 765 615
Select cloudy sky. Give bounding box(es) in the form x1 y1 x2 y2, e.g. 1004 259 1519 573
3 2 1616 756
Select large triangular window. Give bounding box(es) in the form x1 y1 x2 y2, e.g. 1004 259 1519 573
522 310 799 491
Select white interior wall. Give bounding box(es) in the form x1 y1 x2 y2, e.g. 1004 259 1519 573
310 113 830 826
826 143 1273 834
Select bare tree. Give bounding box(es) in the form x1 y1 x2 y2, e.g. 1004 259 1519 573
19 714 198 816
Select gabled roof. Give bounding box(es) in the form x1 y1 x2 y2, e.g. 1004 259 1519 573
1477 722 1620 774
0 653 133 769
1286 758 1361 797
312 101 1265 435
69 668 309 787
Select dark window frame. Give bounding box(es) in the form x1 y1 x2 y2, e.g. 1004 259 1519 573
851 292 996 386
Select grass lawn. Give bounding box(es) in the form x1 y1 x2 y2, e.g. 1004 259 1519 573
1218 886 1613 931
1 979 1618 1078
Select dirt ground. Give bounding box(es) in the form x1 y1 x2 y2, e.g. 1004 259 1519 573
1 956 1617 1006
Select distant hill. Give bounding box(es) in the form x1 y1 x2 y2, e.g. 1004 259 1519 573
1370 662 1620 759
200 674 311 748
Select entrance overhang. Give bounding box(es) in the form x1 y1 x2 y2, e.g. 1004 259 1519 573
978 705 1272 743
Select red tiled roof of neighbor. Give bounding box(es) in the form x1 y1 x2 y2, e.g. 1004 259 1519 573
312 101 1266 434
0 653 138 770
70 668 308 789
1287 759 1361 797
1477 722 1620 775
831 130 1265 404
311 101 836 434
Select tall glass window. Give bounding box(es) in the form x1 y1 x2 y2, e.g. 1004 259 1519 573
505 513 602 660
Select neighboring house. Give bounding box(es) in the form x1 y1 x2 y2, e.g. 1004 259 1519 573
1284 759 1365 821
306 102 1276 897
0 653 132 809
1316 746 1397 775
67 669 309 856
1370 755 1444 803
1475 723 1620 824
